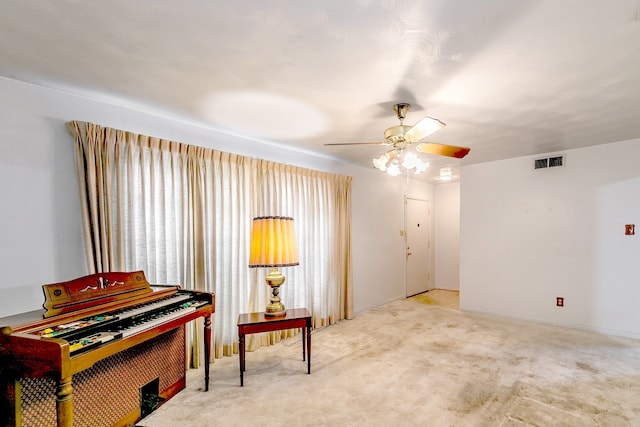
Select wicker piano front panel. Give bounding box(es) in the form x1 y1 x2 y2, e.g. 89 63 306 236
19 326 186 427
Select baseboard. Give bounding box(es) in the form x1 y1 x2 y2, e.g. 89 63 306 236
461 308 640 341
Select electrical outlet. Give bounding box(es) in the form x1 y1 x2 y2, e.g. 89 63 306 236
556 297 564 307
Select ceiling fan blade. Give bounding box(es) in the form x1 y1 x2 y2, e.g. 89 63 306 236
404 116 446 142
324 142 385 146
416 142 470 159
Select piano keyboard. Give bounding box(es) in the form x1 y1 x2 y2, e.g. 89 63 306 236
33 292 210 356
36 293 194 341
115 293 192 320
118 302 198 337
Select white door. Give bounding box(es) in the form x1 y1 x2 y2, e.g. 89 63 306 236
405 198 432 297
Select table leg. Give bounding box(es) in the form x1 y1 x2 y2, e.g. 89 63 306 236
239 332 245 386
302 326 306 361
204 316 211 391
306 320 311 374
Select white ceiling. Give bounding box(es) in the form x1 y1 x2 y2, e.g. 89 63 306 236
2 0 640 182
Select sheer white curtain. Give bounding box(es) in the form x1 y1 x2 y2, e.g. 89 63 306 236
67 121 352 363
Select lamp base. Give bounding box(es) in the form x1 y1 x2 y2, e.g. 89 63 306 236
265 268 286 316
265 300 286 317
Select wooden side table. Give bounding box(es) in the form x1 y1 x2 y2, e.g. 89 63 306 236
237 308 312 386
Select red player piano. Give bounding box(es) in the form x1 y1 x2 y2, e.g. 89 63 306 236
0 271 214 427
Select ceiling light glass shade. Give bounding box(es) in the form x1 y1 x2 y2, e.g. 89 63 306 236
402 152 419 169
386 160 401 176
414 160 429 174
372 149 429 176
372 153 390 172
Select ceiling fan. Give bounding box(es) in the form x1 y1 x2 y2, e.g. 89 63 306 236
325 103 471 159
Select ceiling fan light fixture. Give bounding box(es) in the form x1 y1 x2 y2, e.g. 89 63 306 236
332 102 468 177
373 148 429 176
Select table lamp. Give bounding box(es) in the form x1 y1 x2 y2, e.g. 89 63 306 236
248 216 299 316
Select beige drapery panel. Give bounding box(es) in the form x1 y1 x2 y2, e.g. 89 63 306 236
67 120 353 362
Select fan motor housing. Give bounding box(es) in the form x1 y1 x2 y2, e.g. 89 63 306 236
384 125 411 145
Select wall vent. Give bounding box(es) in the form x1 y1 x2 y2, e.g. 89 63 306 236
534 154 565 170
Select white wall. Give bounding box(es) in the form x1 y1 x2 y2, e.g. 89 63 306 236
434 182 460 290
351 171 434 312
460 140 640 338
0 76 433 318
0 79 86 314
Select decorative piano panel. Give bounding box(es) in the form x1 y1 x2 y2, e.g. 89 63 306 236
19 327 185 427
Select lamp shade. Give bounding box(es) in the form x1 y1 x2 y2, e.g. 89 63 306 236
248 216 299 268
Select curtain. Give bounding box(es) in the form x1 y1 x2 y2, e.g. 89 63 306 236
67 120 353 363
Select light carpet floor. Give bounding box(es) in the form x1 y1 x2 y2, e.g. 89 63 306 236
138 296 640 426
410 289 460 310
